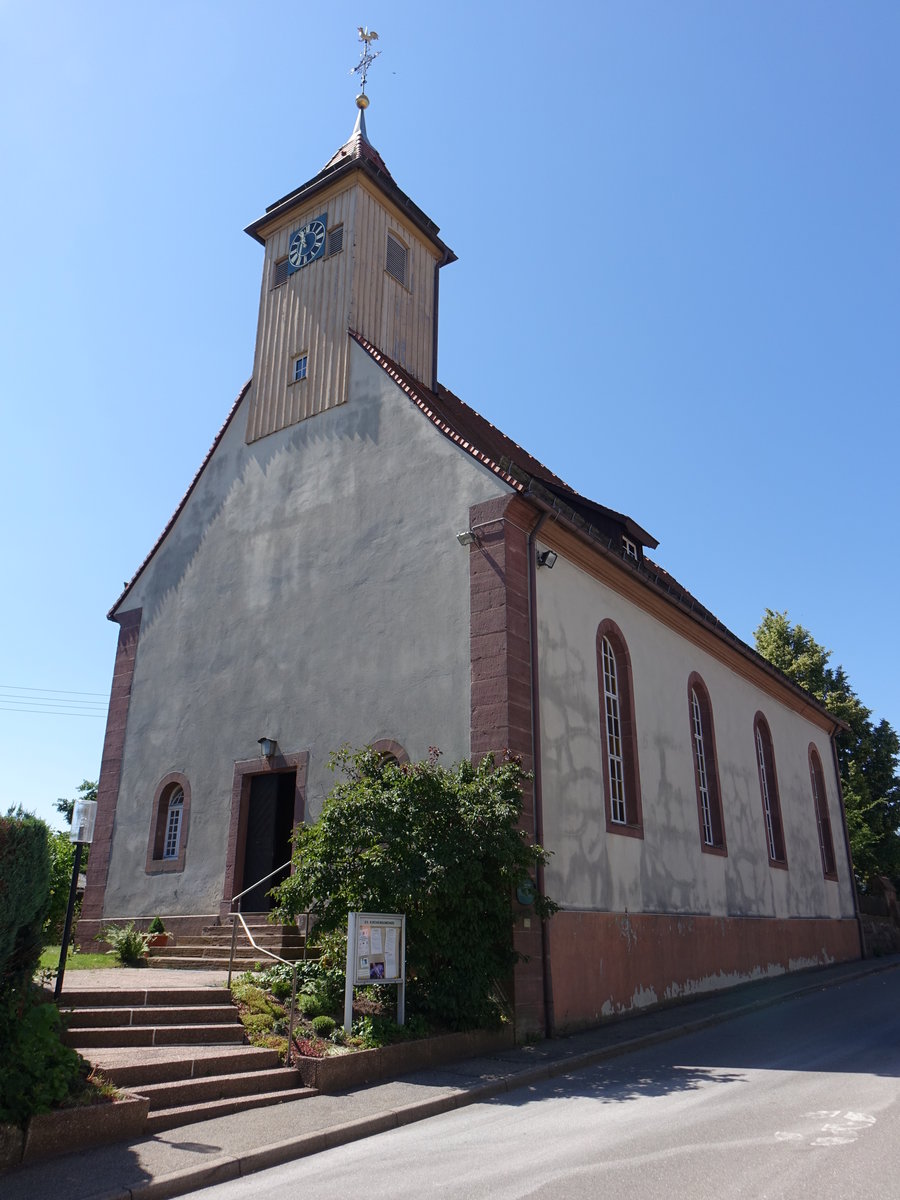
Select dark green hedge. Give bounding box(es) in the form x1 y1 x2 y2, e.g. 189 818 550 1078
0 811 51 990
0 811 87 1127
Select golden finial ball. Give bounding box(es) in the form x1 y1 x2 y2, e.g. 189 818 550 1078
356 93 370 110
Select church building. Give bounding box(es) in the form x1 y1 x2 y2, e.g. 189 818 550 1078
79 82 861 1035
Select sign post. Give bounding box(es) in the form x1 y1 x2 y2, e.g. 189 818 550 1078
344 912 406 1034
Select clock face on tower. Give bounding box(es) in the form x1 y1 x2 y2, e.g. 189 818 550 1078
287 213 327 274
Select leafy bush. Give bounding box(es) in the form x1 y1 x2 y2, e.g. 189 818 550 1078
43 829 77 946
296 992 323 1018
310 1014 336 1038
0 987 88 1125
0 809 51 990
147 916 166 934
254 951 344 1013
273 747 557 1030
97 922 149 966
0 810 86 1127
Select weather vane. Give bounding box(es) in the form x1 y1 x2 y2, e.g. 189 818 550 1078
351 26 380 104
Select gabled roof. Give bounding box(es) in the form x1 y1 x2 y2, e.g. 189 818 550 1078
108 331 840 730
349 334 842 730
350 332 658 549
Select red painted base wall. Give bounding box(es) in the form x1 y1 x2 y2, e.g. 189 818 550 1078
548 910 862 1031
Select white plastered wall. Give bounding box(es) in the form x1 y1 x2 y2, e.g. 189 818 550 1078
101 341 509 917
536 548 856 922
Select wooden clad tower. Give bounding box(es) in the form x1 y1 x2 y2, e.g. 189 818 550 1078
242 96 456 444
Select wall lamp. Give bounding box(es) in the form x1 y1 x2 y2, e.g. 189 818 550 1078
536 549 558 569
258 736 278 758
456 530 479 546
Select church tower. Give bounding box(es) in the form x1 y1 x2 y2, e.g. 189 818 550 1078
242 86 456 445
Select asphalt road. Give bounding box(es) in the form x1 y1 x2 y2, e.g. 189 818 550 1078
192 969 900 1200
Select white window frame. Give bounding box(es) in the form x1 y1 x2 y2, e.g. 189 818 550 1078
602 636 627 825
162 787 184 860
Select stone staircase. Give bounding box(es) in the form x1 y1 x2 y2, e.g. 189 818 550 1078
147 916 309 971
60 985 316 1132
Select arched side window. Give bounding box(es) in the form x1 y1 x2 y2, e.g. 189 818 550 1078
687 673 726 854
809 744 838 880
146 773 191 874
753 714 787 867
596 620 643 838
370 739 410 767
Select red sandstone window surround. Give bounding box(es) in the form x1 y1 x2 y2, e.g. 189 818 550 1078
370 738 410 767
596 620 643 838
809 744 838 880
687 673 727 855
753 713 787 867
146 773 191 874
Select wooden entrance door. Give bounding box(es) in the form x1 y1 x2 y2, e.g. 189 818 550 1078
240 770 296 911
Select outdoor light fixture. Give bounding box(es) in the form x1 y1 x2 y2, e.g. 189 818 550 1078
456 530 477 546
536 549 558 569
55 797 99 999
258 736 278 758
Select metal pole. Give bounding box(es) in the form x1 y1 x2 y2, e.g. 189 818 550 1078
54 841 83 1001
286 964 298 1067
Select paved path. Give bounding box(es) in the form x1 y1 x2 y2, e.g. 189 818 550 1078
6 956 898 1200
60 967 230 990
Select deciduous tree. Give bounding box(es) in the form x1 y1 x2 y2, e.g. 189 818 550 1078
754 610 900 886
273 746 556 1030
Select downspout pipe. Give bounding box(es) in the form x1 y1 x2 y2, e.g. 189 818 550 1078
526 509 554 1037
830 728 866 959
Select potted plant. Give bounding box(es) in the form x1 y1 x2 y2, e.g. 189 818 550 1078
146 916 170 948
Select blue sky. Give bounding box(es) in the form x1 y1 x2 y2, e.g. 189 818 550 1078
2 2 897 831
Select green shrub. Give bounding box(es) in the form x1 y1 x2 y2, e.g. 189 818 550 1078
43 829 77 947
0 986 87 1126
310 1014 336 1038
296 992 323 1018
0 809 51 990
97 922 149 966
273 748 557 1030
147 916 166 934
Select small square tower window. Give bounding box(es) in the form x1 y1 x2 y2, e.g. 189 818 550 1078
622 537 638 561
292 354 308 383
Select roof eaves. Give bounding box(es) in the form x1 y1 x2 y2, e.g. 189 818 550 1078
351 331 839 731
107 380 252 620
246 159 455 263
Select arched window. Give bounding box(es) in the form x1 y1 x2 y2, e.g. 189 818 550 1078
162 788 184 859
687 673 726 853
753 714 786 866
596 620 643 837
809 745 837 879
146 774 191 874
370 739 410 767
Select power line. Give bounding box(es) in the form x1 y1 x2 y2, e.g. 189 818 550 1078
0 684 108 697
0 706 105 718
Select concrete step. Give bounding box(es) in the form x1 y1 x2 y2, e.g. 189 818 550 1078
148 944 286 960
61 987 233 1008
65 1004 242 1029
144 1086 318 1135
65 1022 247 1048
145 955 271 971
87 1044 281 1088
135 1066 308 1110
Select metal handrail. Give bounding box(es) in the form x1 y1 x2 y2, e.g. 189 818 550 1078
230 859 293 909
228 860 298 1065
